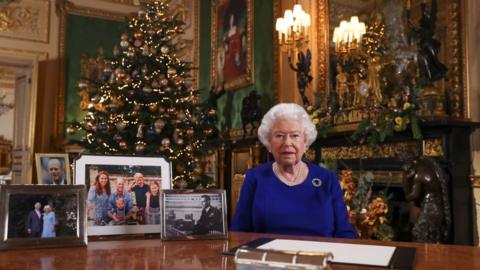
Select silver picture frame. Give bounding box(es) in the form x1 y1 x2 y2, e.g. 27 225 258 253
161 189 227 240
0 185 87 250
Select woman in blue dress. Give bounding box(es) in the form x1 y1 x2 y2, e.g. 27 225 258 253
41 205 56 238
231 103 356 238
88 171 111 225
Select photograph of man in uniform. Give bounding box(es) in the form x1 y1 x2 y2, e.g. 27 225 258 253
193 195 222 234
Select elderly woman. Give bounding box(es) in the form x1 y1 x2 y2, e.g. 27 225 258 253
231 103 356 238
41 205 56 238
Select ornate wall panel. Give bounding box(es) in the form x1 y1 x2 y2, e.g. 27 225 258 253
0 0 49 42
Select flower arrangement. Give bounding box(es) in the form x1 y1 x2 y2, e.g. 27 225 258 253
339 170 394 241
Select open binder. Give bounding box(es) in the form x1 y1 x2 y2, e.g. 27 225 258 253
224 238 416 270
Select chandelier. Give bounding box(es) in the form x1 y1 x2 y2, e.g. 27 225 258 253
275 3 311 51
332 16 366 54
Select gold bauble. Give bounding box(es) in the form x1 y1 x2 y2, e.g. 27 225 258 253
149 104 159 113
176 163 186 173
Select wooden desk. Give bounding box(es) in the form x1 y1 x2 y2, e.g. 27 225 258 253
0 232 479 269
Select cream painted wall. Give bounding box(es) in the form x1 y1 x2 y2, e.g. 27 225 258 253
466 0 480 246
0 0 137 152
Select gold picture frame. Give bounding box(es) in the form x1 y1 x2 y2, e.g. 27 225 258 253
35 153 71 185
54 0 127 144
0 185 87 250
210 0 254 91
316 0 467 119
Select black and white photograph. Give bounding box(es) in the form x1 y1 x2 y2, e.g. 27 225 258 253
74 154 172 236
35 153 71 185
161 190 227 240
0 185 86 250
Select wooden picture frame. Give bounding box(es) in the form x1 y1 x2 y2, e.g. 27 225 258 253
35 153 71 185
210 0 254 91
74 154 172 236
0 185 87 250
161 189 227 240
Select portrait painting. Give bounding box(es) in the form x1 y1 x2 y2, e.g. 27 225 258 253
211 0 253 91
74 154 172 236
161 190 227 240
35 153 71 185
0 185 86 250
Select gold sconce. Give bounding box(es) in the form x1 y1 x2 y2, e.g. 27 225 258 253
275 3 311 51
332 16 366 55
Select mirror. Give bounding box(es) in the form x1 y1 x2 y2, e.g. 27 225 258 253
316 0 466 125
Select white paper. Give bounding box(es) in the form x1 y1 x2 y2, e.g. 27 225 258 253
258 239 396 267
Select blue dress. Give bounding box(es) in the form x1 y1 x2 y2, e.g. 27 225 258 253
41 212 56 238
231 162 356 238
88 187 110 225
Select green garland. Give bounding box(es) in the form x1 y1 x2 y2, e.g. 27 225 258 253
307 101 422 146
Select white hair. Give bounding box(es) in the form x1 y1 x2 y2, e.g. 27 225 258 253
257 103 317 149
43 205 51 211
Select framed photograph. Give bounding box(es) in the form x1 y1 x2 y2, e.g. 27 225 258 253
35 153 71 185
201 149 218 187
161 190 227 240
74 154 172 236
211 0 254 91
0 185 87 250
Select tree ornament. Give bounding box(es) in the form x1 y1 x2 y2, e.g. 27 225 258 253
135 141 146 152
120 40 129 48
176 111 186 120
142 44 150 56
161 138 171 147
176 163 186 173
186 127 194 137
160 78 169 86
141 64 148 75
113 45 120 56
66 126 76 134
142 85 153 93
167 107 176 114
151 80 160 88
160 46 169 54
134 31 143 40
127 46 136 57
119 140 128 150
167 68 177 75
113 134 122 142
116 121 126 131
136 124 144 139
149 103 159 113
134 39 142 47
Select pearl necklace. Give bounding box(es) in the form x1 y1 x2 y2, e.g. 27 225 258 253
272 162 308 186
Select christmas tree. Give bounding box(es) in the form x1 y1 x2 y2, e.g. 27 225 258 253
67 1 210 188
